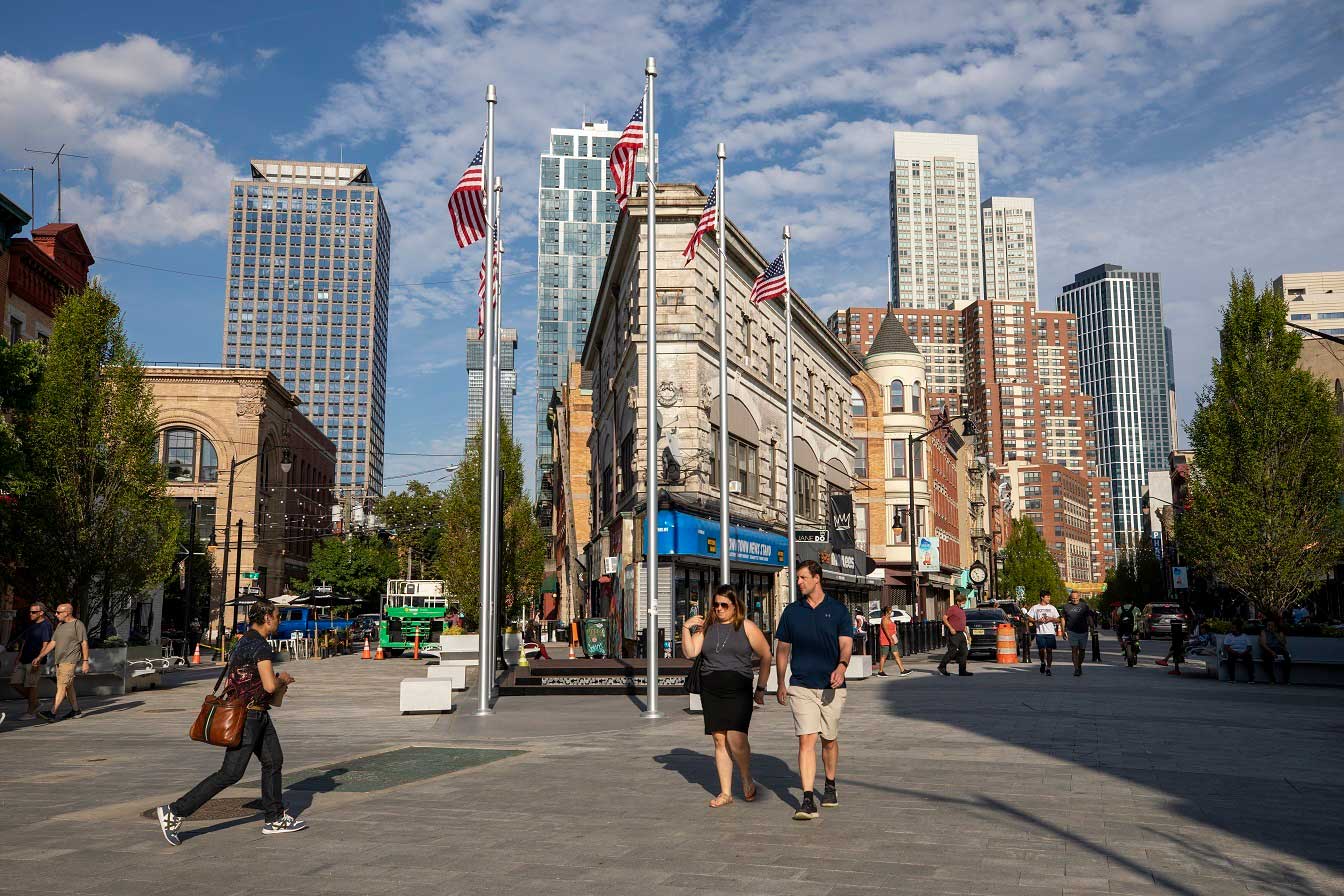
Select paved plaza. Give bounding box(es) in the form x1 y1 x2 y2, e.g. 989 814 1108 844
2 643 1342 896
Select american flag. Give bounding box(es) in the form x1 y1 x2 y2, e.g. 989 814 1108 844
448 141 487 247
749 252 787 304
477 235 503 337
608 98 644 211
681 183 717 264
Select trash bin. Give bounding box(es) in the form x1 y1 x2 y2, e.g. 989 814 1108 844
582 618 611 659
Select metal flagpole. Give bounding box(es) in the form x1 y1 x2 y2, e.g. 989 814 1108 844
782 226 796 600
474 84 498 716
488 174 503 699
716 144 730 587
642 56 662 719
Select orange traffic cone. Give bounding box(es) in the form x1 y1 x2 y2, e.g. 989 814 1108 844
374 644 384 660
191 644 201 665
413 631 420 661
361 637 372 660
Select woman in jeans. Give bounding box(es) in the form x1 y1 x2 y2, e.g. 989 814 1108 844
156 599 306 845
681 585 772 808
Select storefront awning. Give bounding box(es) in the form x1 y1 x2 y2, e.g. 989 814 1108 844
656 510 788 568
795 544 879 587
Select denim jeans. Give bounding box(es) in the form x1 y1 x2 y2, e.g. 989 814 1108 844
172 710 284 822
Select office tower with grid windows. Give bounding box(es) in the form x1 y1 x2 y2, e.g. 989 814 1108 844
534 121 644 523
1057 265 1173 549
467 327 517 441
981 197 1037 304
889 132 982 310
222 160 390 496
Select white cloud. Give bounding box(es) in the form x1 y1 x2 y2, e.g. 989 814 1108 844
0 36 230 247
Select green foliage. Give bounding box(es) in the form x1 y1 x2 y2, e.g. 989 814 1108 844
435 421 546 627
0 337 44 589
161 526 217 635
376 479 449 576
1102 535 1166 613
18 284 178 632
999 516 1066 606
1178 272 1344 618
293 535 399 611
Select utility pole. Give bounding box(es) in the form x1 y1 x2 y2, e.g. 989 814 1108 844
24 145 89 222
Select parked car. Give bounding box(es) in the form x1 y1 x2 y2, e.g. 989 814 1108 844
984 600 1024 621
235 606 353 641
868 608 914 629
1139 603 1190 639
964 608 1009 658
351 613 381 642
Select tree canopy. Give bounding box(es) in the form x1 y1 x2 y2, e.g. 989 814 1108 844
293 534 400 611
998 516 1066 606
376 479 450 578
1178 272 1344 618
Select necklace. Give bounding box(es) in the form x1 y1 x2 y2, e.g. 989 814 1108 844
712 623 731 654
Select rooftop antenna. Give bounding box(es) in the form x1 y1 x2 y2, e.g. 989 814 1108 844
24 144 89 223
5 167 35 235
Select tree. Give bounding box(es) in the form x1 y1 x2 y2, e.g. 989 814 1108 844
1101 535 1165 616
435 421 546 627
292 535 399 611
0 337 43 591
998 516 1066 606
19 284 178 633
1179 273 1344 619
376 479 449 577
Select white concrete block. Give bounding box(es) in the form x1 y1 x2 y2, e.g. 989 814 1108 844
845 655 872 680
426 664 467 689
399 678 453 714
689 692 702 713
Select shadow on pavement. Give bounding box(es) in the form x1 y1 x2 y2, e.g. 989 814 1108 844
653 747 797 806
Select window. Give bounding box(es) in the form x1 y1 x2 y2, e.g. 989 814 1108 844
889 439 906 478
912 381 922 413
162 428 219 483
912 441 924 479
709 428 759 499
853 438 867 477
889 379 905 412
794 469 818 520
8 317 21 344
850 387 866 416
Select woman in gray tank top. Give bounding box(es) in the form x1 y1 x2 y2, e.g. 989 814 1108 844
682 585 772 808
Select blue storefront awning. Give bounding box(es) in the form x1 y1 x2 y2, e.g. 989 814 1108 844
656 510 788 568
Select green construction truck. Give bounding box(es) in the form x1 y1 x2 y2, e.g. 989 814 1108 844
379 580 448 656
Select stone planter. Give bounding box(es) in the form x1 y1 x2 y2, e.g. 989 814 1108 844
439 633 480 653
31 645 129 697
127 645 162 662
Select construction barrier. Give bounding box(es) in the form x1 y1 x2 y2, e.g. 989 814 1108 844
996 624 1017 664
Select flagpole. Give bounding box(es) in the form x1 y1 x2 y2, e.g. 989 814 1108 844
716 144 730 587
489 174 503 702
782 225 796 600
474 83 498 716
642 56 662 720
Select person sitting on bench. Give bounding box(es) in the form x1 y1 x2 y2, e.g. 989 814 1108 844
1221 620 1255 683
1259 618 1292 685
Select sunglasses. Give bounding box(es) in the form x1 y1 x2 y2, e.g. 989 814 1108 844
29 609 42 615
712 602 733 610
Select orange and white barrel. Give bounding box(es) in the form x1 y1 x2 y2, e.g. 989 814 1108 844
996 624 1017 664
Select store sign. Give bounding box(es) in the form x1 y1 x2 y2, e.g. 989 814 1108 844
917 536 940 573
795 529 828 544
828 493 855 549
657 510 788 567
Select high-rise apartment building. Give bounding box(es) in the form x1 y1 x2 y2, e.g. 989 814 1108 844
1276 271 1344 337
535 121 644 518
222 160 390 495
980 197 1037 304
466 327 517 441
1057 265 1173 547
888 132 982 310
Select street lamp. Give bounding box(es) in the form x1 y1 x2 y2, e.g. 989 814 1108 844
904 413 974 617
216 446 292 645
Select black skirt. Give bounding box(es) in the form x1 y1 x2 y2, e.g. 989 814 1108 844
701 669 754 734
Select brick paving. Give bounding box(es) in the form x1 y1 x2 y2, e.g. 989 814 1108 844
1 643 1341 895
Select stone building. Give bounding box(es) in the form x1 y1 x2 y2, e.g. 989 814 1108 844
144 367 336 633
581 184 871 654
546 361 594 625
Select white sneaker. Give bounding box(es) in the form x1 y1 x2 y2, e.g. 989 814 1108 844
156 805 182 846
261 812 308 834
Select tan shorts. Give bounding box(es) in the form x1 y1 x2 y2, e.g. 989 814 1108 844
56 662 77 688
9 663 40 689
788 686 847 740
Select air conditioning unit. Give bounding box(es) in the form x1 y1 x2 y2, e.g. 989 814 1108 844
728 482 742 494
603 556 619 575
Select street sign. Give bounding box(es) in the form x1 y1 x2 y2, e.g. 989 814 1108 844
241 571 260 580
1015 585 1025 600
314 584 333 595
795 530 828 544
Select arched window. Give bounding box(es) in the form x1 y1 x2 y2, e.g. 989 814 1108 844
912 381 922 413
889 379 905 412
161 428 219 483
850 387 866 417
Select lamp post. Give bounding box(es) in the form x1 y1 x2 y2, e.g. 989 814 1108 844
902 415 973 617
217 446 292 643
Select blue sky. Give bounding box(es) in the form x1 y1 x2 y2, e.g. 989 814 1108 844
3 0 1341 496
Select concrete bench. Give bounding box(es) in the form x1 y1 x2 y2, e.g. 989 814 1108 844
426 663 468 690
399 678 454 714
845 654 872 680
127 660 163 691
1195 635 1344 685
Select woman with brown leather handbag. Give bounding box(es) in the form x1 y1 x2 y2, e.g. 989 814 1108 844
155 599 306 845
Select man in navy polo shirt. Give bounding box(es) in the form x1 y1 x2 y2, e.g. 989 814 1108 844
774 560 853 821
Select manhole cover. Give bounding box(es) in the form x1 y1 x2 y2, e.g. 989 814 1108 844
288 747 523 793
140 798 261 821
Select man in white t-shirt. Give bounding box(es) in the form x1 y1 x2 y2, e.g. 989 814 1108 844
1220 620 1255 683
1026 591 1061 677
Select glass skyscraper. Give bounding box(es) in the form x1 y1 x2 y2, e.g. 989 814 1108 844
222 159 390 496
467 326 517 443
534 122 643 520
1057 264 1173 548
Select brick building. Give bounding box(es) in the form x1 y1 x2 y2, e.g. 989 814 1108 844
2 206 93 347
546 361 594 624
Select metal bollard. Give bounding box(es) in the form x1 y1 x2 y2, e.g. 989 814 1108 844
1091 629 1101 663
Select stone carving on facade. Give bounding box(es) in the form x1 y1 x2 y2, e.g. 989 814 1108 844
765 423 781 445
626 385 639 410
236 381 265 417
656 381 680 408
698 383 714 412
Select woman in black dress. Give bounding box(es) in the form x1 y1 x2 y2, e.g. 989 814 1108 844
682 585 772 808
